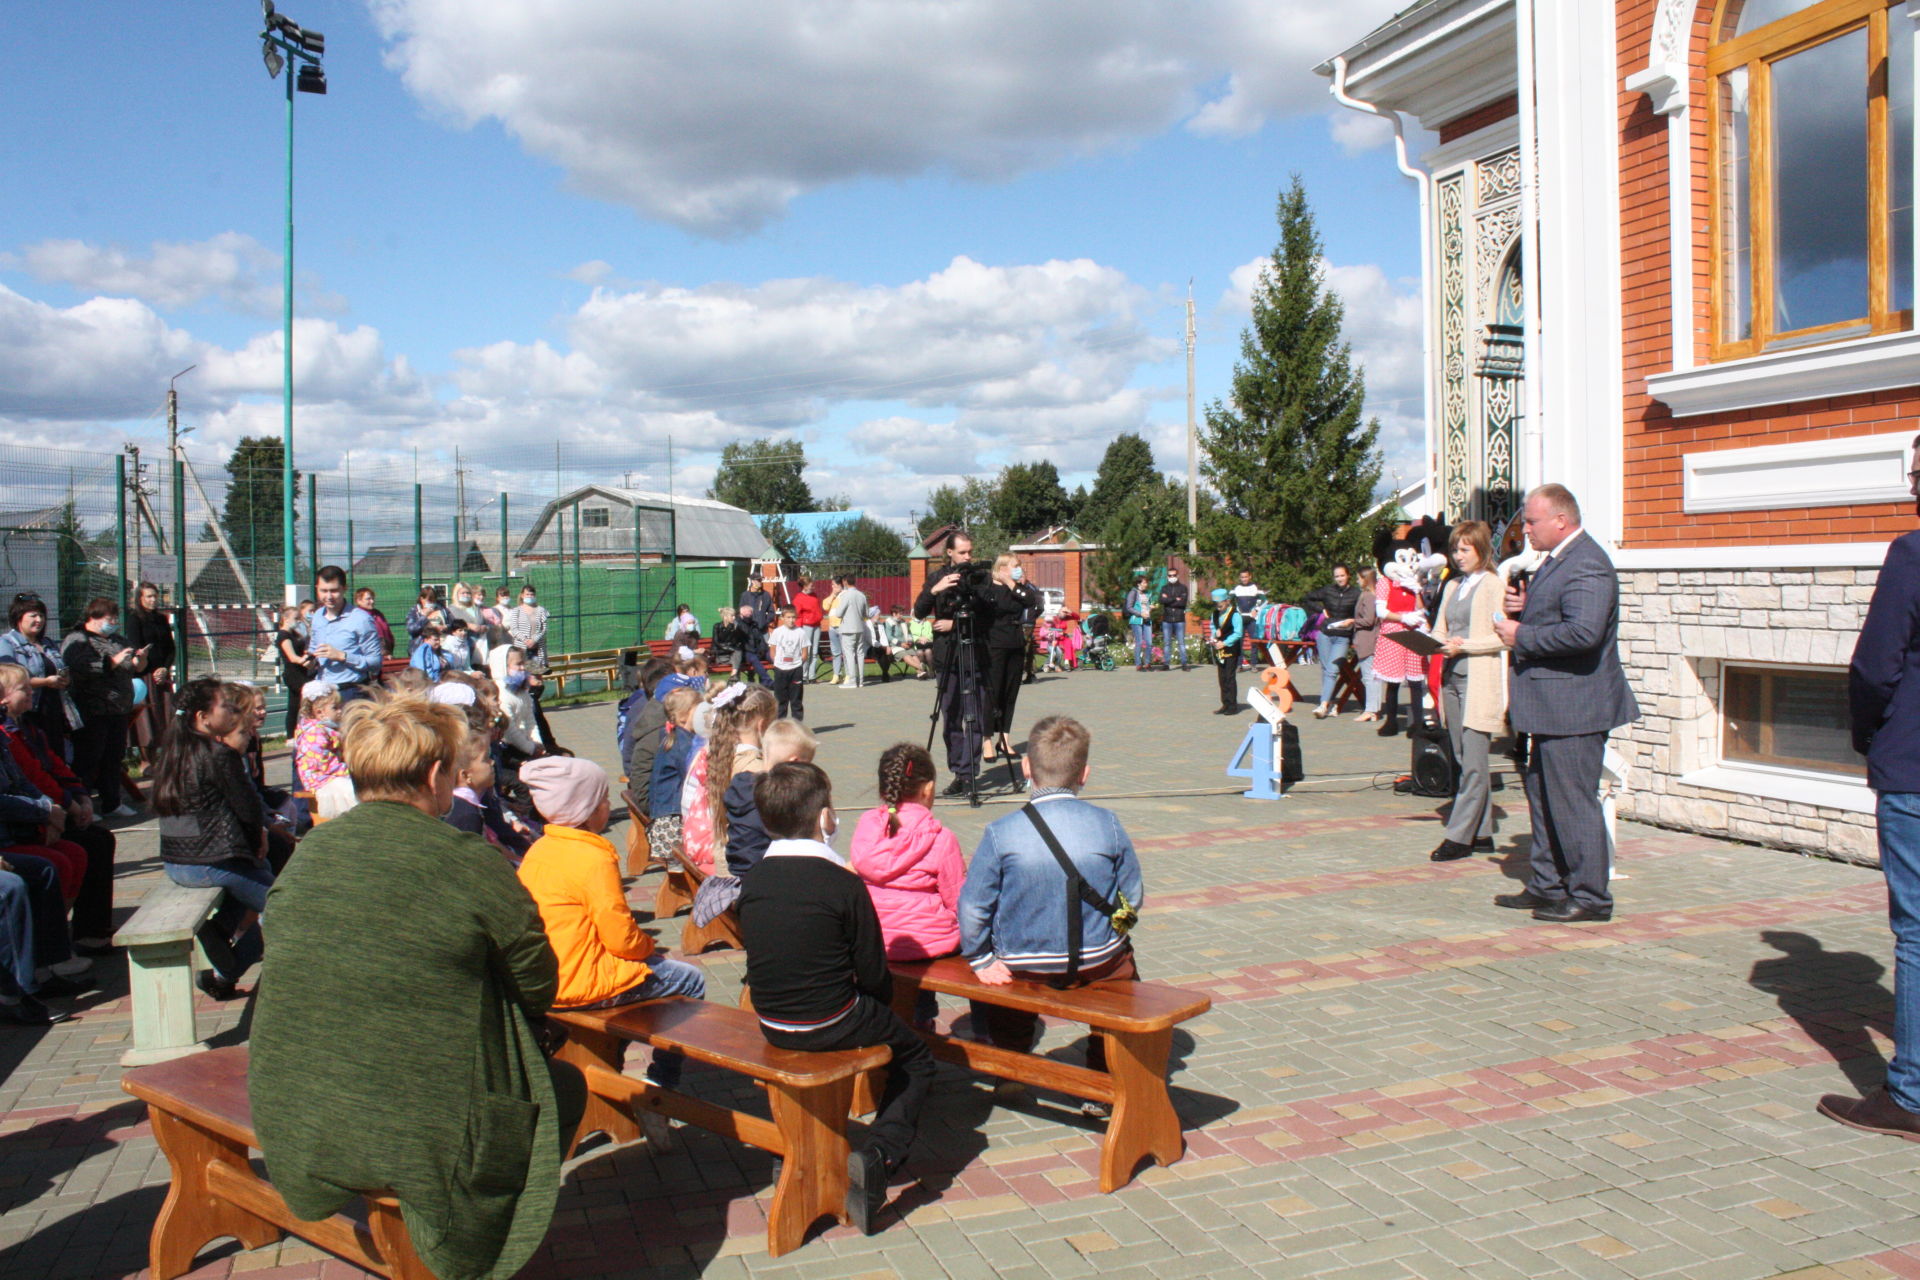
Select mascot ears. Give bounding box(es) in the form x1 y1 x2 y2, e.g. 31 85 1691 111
1373 512 1456 573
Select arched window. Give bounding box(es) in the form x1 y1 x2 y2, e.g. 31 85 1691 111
1711 0 1913 357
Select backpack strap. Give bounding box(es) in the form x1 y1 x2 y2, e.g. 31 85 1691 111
1020 803 1118 987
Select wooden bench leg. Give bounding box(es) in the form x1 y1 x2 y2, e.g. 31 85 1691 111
1098 1027 1183 1192
764 1078 856 1257
123 940 207 1067
366 1195 436 1280
145 1106 283 1280
652 869 694 919
555 1026 643 1154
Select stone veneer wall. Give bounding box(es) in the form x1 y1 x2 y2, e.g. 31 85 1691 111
1613 567 1877 864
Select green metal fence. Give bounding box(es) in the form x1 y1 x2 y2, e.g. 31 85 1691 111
0 441 729 698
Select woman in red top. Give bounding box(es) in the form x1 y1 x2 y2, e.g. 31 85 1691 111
792 586 825 683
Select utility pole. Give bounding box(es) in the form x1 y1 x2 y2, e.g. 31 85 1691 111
1185 283 1198 557
125 444 144 579
455 446 467 570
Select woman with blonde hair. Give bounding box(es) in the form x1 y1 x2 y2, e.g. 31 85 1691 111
1431 520 1507 862
680 684 776 874
979 554 1041 765
250 696 582 1280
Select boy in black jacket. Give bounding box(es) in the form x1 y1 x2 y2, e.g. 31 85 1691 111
737 761 934 1234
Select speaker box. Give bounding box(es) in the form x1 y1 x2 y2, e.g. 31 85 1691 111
1406 716 1456 798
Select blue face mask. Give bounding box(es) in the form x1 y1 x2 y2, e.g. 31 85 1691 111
1011 567 1024 581
506 671 530 692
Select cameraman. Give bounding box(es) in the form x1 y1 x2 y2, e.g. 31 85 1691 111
914 531 991 797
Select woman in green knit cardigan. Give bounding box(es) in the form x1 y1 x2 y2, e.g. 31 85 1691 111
249 698 584 1280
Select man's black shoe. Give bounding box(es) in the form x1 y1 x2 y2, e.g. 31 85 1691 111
1429 840 1474 862
1377 720 1401 737
941 777 971 798
846 1146 888 1236
1471 837 1497 852
0 997 68 1027
1531 900 1613 924
1494 890 1562 911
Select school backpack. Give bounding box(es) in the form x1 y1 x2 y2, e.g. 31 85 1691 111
1277 606 1307 642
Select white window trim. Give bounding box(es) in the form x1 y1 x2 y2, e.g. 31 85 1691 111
1678 762 1875 813
1681 430 1916 513
1647 329 1920 417
1613 542 1889 570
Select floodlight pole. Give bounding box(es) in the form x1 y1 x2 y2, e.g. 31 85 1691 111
280 61 296 607
261 4 325 606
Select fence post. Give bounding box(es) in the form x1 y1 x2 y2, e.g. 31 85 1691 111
451 516 460 586
346 518 355 591
172 455 188 680
413 483 423 591
572 501 583 655
633 504 644 642
114 453 129 621
307 472 318 586
499 494 510 599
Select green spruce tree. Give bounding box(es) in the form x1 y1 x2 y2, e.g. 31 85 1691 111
1199 176 1384 603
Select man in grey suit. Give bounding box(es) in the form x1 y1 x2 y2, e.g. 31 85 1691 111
835 579 869 688
1490 484 1639 923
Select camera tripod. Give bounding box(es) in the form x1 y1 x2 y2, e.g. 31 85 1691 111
924 568 993 807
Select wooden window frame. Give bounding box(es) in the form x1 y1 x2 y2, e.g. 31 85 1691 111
1708 0 1912 361
1720 663 1865 778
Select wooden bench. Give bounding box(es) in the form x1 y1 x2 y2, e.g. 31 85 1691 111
551 1001 888 1257
644 637 733 674
887 957 1211 1191
620 786 655 877
123 1047 430 1280
119 881 227 1067
543 648 624 697
648 840 742 954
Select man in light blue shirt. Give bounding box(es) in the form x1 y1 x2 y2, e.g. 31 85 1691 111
308 566 383 696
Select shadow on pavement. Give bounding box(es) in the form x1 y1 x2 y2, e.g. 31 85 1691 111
1749 929 1893 1096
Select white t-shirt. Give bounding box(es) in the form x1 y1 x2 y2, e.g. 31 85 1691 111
769 624 809 670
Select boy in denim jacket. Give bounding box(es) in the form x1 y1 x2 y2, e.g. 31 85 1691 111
957 715 1144 1076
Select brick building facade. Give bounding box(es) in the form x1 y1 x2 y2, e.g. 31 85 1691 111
1323 0 1911 860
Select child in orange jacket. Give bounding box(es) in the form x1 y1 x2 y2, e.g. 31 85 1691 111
516 756 706 1089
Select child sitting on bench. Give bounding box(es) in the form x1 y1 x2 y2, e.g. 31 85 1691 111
517 756 706 1099
723 718 817 878
738 762 936 1236
957 715 1145 1099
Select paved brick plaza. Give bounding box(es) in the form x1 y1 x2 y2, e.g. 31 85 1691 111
2 664 1914 1280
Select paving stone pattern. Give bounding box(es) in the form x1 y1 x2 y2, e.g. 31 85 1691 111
3 664 1917 1280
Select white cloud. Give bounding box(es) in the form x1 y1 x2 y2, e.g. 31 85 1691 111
565 259 613 286
452 255 1166 440
0 282 433 466
372 0 1403 234
2 233 282 315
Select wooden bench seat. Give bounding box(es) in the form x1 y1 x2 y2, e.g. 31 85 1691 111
119 880 226 1067
551 1001 887 1256
123 1047 430 1280
889 957 1211 1191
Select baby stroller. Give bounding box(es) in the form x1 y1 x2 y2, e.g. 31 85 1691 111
1081 612 1119 671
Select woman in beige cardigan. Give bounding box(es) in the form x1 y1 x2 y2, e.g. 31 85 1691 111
1430 520 1507 862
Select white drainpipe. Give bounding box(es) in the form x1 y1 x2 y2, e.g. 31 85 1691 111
1329 55 1434 514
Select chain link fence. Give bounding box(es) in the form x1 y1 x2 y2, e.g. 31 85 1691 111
0 442 914 717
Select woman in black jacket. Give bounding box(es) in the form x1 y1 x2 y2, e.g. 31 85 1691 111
124 582 175 763
979 555 1042 764
153 677 273 999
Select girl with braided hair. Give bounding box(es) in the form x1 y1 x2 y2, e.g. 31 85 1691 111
849 744 963 965
680 684 776 874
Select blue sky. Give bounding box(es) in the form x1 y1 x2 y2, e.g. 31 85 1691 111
0 0 1426 525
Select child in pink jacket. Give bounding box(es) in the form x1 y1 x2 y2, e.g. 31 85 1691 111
850 742 964 961
851 743 963 1028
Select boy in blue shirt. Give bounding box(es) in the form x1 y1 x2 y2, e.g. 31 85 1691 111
958 715 1143 1086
